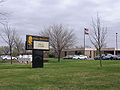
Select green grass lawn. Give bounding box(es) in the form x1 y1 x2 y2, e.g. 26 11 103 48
0 59 120 90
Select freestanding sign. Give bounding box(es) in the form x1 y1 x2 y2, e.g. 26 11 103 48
26 35 49 68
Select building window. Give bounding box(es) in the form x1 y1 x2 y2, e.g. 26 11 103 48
94 51 96 57
89 51 91 58
64 51 67 56
75 51 77 55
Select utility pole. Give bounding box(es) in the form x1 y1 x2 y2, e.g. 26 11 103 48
116 33 118 55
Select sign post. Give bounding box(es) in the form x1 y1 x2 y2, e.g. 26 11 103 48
26 35 49 68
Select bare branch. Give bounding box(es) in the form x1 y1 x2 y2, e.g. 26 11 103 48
1 46 9 55
0 23 15 64
90 15 107 67
40 24 76 62
14 33 24 55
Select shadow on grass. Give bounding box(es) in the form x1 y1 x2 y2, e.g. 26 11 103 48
0 60 50 69
0 60 18 63
44 60 49 63
0 63 32 69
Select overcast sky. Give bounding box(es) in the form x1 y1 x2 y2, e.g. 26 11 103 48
0 0 120 48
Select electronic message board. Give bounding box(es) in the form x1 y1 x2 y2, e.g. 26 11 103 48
26 35 49 50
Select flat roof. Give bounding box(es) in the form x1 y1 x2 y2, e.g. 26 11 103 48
63 48 120 51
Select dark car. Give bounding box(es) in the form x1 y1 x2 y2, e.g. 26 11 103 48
112 55 119 60
117 55 120 60
94 54 105 60
63 55 73 59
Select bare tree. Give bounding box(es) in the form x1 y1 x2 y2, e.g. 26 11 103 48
14 34 24 55
89 15 107 67
0 23 15 64
0 47 2 55
1 46 9 55
40 24 75 62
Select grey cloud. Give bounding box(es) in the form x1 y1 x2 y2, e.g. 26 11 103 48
0 0 120 48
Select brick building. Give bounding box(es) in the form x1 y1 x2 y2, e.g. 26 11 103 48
61 48 120 59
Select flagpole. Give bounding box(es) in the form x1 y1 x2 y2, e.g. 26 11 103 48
84 28 85 55
84 28 88 55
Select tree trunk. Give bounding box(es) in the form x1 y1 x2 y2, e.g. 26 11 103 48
100 58 102 67
99 49 102 67
10 54 12 64
18 49 20 56
58 50 61 62
10 46 12 64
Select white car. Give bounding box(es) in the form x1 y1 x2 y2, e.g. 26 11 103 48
73 55 87 60
73 55 80 59
79 55 87 60
18 55 32 62
17 55 32 63
2 55 17 60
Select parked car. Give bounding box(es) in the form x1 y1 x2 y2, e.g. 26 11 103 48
17 55 32 63
63 55 73 59
117 55 120 60
94 54 105 60
72 55 80 59
112 55 119 60
2 55 17 60
17 55 32 61
73 55 87 60
79 55 87 60
103 54 114 60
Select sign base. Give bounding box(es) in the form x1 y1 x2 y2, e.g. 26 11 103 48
32 50 43 68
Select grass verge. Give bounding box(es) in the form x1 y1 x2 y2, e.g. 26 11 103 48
0 58 120 90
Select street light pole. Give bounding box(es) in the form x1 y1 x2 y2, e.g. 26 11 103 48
116 33 118 55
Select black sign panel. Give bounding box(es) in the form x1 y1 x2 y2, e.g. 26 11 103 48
32 50 43 68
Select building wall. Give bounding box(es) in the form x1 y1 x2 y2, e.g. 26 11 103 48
61 51 75 57
85 50 96 59
61 50 95 59
47 48 120 58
